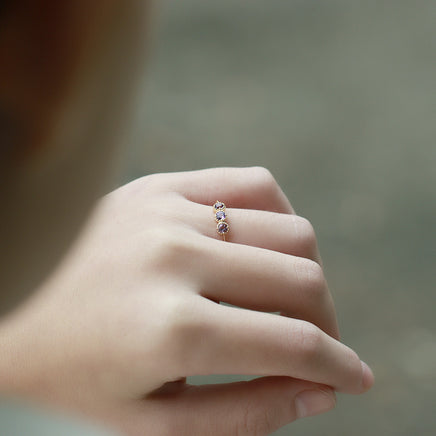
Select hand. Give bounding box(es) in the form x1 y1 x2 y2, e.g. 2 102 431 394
0 167 374 436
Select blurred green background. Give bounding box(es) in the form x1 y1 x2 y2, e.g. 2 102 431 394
126 1 436 435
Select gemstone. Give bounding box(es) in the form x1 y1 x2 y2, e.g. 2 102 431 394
217 221 229 234
215 210 226 221
213 201 225 210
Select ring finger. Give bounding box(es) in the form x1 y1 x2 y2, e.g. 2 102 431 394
188 201 321 262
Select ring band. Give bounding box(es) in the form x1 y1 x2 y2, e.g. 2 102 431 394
213 201 229 241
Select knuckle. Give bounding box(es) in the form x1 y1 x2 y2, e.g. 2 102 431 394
167 299 214 370
128 173 161 194
147 228 199 272
293 216 318 254
345 347 363 384
294 320 324 361
162 296 195 362
165 296 193 339
171 298 207 336
250 166 278 191
294 258 326 298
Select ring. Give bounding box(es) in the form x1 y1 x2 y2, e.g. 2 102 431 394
213 201 229 241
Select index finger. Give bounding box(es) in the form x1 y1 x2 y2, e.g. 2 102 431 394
154 166 295 214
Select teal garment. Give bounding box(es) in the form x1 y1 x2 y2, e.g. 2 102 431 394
0 397 118 436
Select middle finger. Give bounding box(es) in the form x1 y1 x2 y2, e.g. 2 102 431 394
193 236 339 339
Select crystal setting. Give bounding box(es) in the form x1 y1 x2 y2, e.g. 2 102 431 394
215 210 226 221
213 201 229 239
217 221 229 234
213 201 225 211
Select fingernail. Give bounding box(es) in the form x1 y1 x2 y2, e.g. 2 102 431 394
360 361 375 391
295 388 336 419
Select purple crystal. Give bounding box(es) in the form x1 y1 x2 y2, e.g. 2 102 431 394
213 201 225 210
215 210 226 221
217 222 229 234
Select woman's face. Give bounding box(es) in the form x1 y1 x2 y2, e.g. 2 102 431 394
0 1 150 315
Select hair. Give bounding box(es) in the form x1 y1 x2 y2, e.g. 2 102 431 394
0 1 101 164
0 1 151 314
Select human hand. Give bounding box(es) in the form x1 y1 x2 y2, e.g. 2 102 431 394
0 167 374 435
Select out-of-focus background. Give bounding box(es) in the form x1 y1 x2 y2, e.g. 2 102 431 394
126 1 436 435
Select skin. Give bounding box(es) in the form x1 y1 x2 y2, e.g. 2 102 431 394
0 2 374 436
0 167 374 435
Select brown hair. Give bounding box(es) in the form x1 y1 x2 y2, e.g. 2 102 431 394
0 1 108 162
